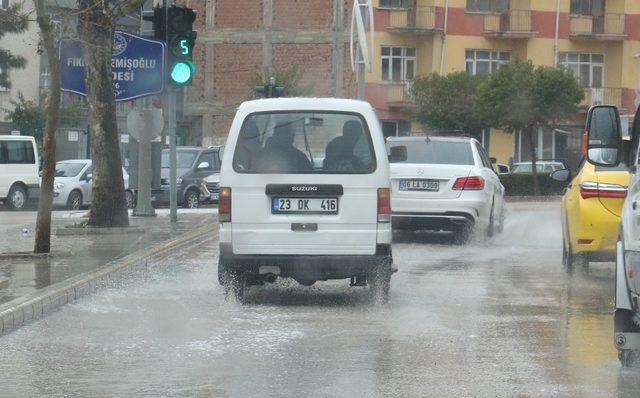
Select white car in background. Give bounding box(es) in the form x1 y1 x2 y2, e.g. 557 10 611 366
511 161 565 174
387 136 505 242
53 159 135 210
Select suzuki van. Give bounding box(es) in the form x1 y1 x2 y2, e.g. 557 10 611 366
0 135 40 210
218 98 394 301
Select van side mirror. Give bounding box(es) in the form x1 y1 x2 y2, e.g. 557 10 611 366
86 173 93 182
389 146 408 162
586 105 622 167
197 161 210 170
551 168 571 182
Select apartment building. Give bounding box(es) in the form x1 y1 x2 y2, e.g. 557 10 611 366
367 0 640 168
179 0 357 146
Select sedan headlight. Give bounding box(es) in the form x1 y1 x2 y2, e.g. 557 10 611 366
54 182 65 191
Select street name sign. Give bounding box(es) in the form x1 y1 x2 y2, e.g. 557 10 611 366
59 30 165 102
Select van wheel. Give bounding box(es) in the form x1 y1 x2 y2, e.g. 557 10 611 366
125 190 136 209
184 189 200 209
619 350 640 367
67 190 83 210
219 261 247 303
7 185 27 210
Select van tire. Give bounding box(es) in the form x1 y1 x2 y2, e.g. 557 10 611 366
125 190 136 209
218 261 247 303
67 190 83 210
7 185 28 210
619 350 640 367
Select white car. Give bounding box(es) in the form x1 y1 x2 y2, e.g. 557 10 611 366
0 135 40 210
511 161 565 174
53 159 135 210
218 98 394 301
387 136 505 242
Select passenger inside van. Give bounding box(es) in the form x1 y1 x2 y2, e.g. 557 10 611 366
258 122 312 172
323 120 366 172
234 119 262 171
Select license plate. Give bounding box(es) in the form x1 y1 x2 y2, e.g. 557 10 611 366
272 197 338 214
399 179 439 191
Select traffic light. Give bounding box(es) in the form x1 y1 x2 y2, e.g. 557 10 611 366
141 7 166 41
167 6 197 86
255 77 286 98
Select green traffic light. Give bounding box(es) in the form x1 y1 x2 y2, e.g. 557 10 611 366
170 61 195 84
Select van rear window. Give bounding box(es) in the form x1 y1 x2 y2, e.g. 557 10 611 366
0 141 35 164
232 112 376 174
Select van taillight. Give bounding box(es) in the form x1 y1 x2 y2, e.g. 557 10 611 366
579 182 627 199
452 176 485 190
219 187 231 222
378 188 391 223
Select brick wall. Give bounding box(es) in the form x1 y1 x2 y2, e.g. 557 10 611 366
213 44 262 103
212 115 234 141
273 44 334 96
272 0 333 29
215 0 263 28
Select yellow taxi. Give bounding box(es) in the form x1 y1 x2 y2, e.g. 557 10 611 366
556 160 629 268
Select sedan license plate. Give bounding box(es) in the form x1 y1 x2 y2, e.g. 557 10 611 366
272 197 338 214
399 179 439 192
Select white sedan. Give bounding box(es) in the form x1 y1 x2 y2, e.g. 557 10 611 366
53 159 135 210
387 136 505 242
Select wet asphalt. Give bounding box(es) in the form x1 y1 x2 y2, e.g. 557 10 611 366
0 202 639 397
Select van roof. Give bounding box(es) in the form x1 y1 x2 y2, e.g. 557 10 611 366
238 97 374 114
0 135 36 141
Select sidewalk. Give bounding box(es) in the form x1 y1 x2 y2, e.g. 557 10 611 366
0 209 218 306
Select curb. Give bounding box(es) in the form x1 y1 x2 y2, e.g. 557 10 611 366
505 195 561 202
55 226 145 236
0 223 216 337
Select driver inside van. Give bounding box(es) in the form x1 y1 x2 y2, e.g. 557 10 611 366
258 122 312 172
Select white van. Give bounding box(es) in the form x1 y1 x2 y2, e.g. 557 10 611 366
0 135 40 210
218 98 394 301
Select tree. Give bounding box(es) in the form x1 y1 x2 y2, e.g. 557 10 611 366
33 0 61 253
412 71 487 134
0 3 28 89
476 60 584 195
249 65 310 98
77 0 144 227
4 93 86 142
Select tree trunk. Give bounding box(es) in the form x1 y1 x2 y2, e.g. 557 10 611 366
33 0 61 253
526 126 541 196
78 1 129 227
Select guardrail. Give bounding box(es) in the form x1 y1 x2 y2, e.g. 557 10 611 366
570 13 626 37
582 87 622 109
389 6 443 32
484 10 533 33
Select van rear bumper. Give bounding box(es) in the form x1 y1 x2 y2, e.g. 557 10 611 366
219 243 394 280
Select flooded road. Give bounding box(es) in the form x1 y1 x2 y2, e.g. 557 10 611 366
0 202 638 397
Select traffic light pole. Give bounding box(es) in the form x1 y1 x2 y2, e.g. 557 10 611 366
168 85 178 223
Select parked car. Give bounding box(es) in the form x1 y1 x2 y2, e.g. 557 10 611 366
155 146 222 208
218 98 394 301
0 135 40 210
53 159 135 210
387 136 505 242
512 161 566 174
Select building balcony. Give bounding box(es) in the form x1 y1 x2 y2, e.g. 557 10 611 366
569 13 627 40
582 87 623 110
484 10 537 38
388 6 444 35
382 82 414 109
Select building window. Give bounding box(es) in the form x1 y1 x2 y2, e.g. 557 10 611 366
0 0 9 10
465 50 510 75
381 47 415 82
381 121 399 138
558 53 604 88
570 0 604 16
379 0 410 8
466 0 508 13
